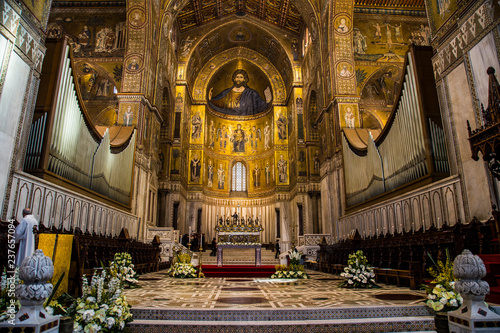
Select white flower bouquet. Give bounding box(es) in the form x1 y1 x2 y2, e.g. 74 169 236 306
167 252 202 278
339 250 378 288
109 252 139 288
72 270 133 332
288 248 302 265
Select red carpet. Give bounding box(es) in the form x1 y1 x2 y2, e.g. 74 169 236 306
202 265 276 278
479 254 500 304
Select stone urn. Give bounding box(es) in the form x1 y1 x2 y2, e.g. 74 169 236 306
0 249 60 332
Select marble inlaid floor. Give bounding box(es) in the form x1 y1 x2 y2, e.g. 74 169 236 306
124 270 427 309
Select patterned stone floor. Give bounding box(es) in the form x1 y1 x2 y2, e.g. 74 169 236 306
124 270 428 309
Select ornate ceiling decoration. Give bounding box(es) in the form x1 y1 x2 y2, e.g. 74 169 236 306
177 0 304 35
354 0 425 9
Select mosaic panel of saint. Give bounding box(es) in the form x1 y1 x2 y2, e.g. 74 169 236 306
208 69 272 116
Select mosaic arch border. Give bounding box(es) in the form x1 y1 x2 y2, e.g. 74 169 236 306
192 47 287 104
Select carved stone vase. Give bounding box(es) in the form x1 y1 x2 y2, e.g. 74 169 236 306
0 249 59 332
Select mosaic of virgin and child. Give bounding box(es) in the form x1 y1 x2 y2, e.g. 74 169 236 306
208 69 272 116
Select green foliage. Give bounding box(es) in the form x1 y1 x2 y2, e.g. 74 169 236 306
422 249 462 312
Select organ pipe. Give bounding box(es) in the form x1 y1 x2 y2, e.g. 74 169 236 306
342 45 448 208
26 39 135 206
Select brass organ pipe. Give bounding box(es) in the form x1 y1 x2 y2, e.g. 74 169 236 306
58 59 72 159
408 58 427 176
406 63 419 181
26 119 36 169
429 120 437 173
51 52 68 152
36 115 47 168
403 78 415 183
59 59 72 176
402 78 414 183
25 122 34 169
431 121 440 172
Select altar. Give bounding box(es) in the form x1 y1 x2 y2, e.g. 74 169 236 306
217 244 261 267
214 212 263 267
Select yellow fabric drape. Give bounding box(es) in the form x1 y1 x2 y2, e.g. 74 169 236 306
38 234 73 298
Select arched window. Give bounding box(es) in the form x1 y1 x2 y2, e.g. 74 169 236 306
231 162 247 192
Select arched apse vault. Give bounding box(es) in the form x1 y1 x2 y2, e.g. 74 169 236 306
179 17 294 97
192 47 286 105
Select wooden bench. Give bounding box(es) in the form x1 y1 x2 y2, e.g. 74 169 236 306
316 218 497 289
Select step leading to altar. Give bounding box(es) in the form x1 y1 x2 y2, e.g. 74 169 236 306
201 265 276 277
128 306 435 333
125 270 439 333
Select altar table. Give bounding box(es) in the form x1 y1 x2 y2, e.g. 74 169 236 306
216 244 261 267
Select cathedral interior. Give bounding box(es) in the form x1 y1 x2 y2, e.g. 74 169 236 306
1 0 500 325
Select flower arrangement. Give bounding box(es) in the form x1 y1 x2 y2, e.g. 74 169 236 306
339 250 378 288
45 299 67 316
422 250 463 312
271 264 309 279
289 248 302 265
167 252 201 278
271 249 309 279
43 252 138 331
109 252 139 288
0 268 20 322
72 270 133 332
